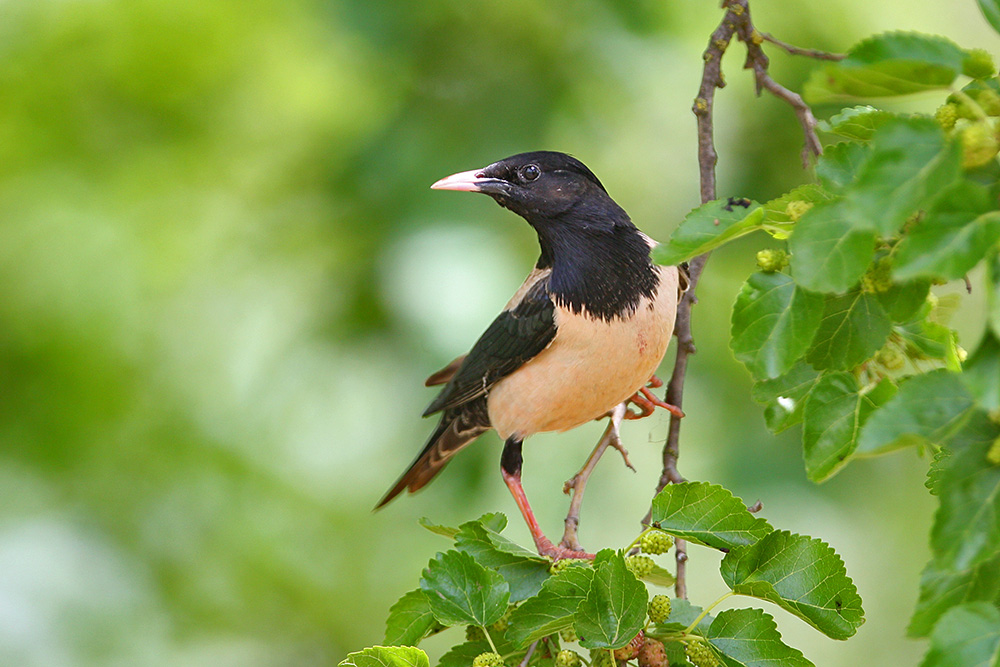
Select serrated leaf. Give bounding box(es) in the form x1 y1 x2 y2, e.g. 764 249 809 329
844 118 961 236
816 143 871 193
979 0 1000 35
438 636 520 667
420 550 510 627
720 530 865 639
643 563 676 588
752 362 822 433
929 411 1000 574
653 598 714 635
761 184 835 238
339 646 430 667
731 272 824 380
805 291 892 369
802 373 892 482
894 180 1000 281
804 32 966 102
455 518 550 602
385 590 437 646
920 602 1000 667
964 331 1000 412
878 279 931 322
789 201 876 293
896 318 960 364
654 199 764 265
506 565 594 647
855 370 975 456
818 106 897 141
988 251 1000 338
909 550 1000 637
418 518 459 539
708 608 814 667
650 482 773 550
574 552 648 649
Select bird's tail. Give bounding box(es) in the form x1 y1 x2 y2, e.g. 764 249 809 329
375 403 489 509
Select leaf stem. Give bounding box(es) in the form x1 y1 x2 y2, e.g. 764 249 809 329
950 89 990 121
482 626 499 654
684 591 735 634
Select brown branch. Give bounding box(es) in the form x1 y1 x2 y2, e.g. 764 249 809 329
560 404 628 551
760 32 846 61
645 0 824 602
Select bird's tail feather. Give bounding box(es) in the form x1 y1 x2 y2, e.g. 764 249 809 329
375 408 488 509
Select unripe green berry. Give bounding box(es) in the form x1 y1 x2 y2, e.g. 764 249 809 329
987 436 1000 466
590 649 614 667
935 103 958 130
756 248 789 273
961 121 1000 169
549 558 589 575
560 627 578 643
963 49 996 79
957 345 968 363
473 652 505 667
625 555 655 579
785 200 813 222
555 650 582 667
647 595 672 623
640 530 674 555
638 638 668 667
466 625 486 642
685 640 720 667
875 347 905 371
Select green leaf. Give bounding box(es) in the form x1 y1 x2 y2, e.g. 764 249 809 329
789 201 876 293
978 0 1000 36
855 370 975 456
929 411 1000 574
816 142 871 193
720 530 865 639
643 563 676 588
385 590 438 646
708 608 814 667
804 32 966 102
963 331 1000 412
730 272 824 380
818 106 897 141
894 180 1000 281
438 638 519 667
920 602 1000 667
761 184 835 238
988 251 1000 338
909 550 1000 637
896 319 960 364
654 598 714 634
506 566 594 647
455 518 550 602
650 481 773 550
574 552 648 649
418 517 459 539
805 291 892 370
752 362 822 433
654 198 764 265
909 411 1000 636
339 646 430 667
843 118 961 237
877 279 931 322
802 373 892 482
420 550 510 627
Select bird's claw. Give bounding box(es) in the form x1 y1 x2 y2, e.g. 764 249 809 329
623 376 684 419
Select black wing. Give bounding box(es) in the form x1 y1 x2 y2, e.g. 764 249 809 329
423 278 556 416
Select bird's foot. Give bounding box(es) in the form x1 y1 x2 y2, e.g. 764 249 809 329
535 535 595 561
623 376 684 420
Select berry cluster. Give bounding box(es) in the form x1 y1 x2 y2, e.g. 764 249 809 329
640 530 674 555
647 595 672 624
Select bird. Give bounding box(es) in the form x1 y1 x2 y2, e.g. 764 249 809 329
376 151 686 560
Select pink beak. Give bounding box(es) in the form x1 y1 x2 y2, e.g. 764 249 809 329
430 168 492 192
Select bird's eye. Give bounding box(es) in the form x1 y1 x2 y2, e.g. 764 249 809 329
521 164 541 182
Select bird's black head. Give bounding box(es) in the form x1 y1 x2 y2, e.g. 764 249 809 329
431 151 617 224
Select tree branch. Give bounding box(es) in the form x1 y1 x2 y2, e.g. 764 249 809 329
759 32 846 61
646 0 824 601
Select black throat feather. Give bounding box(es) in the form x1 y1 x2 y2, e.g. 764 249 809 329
534 208 658 322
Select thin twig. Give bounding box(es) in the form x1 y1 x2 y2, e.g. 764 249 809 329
760 32 846 61
518 641 539 667
646 0 824 602
560 403 628 551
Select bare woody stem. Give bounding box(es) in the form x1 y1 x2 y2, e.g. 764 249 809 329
650 0 825 601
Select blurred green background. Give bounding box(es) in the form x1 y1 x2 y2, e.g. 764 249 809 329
0 0 997 665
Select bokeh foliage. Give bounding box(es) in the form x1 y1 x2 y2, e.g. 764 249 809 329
0 0 995 665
